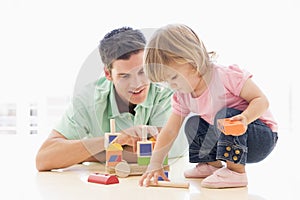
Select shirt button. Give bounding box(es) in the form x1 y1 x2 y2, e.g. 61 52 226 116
233 155 238 161
224 152 229 157
235 150 240 155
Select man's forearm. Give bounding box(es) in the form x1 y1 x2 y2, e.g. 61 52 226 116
36 137 104 171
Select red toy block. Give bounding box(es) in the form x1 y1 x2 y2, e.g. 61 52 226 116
88 173 119 185
217 118 246 136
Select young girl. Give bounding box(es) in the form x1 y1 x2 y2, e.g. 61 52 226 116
139 24 278 189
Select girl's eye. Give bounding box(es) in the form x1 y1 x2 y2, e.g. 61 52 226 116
171 75 178 80
139 70 144 74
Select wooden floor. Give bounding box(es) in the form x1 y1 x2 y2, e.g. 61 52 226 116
0 130 298 200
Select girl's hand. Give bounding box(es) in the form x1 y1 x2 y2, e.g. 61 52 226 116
229 114 248 135
139 164 169 187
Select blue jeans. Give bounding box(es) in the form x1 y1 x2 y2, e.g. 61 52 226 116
184 108 278 165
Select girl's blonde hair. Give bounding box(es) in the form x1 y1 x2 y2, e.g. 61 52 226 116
144 24 214 82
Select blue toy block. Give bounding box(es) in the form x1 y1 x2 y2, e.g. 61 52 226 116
158 171 169 181
108 135 118 143
108 155 122 162
139 143 152 156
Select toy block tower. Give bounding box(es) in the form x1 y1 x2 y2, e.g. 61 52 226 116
137 126 153 165
105 119 123 167
104 119 120 149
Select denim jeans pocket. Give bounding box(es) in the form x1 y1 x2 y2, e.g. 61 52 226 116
217 141 248 164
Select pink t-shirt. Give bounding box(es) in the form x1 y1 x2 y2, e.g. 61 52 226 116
172 64 278 132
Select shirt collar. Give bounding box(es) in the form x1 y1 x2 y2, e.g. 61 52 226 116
109 83 121 118
109 83 155 118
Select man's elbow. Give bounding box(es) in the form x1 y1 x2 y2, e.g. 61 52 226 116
35 153 51 171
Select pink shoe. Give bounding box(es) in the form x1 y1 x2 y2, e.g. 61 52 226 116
201 168 248 189
184 163 221 178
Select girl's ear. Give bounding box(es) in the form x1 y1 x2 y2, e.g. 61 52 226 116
104 67 112 81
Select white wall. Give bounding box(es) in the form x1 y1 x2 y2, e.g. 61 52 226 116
0 0 299 134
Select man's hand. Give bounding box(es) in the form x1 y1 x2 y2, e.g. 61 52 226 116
113 133 139 151
122 125 159 138
113 125 160 152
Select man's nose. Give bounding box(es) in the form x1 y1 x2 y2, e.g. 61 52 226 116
130 75 145 87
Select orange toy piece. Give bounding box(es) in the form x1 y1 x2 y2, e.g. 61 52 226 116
217 118 246 136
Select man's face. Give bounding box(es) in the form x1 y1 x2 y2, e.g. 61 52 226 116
106 51 150 105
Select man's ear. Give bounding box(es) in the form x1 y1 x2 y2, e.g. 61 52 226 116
104 67 112 81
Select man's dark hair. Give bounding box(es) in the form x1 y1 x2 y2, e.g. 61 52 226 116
99 27 146 70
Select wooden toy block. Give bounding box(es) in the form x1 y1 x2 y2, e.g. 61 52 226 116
137 126 153 156
137 127 169 166
149 136 156 149
137 156 168 166
106 143 123 167
104 119 120 149
137 141 153 157
137 156 151 165
104 132 120 149
137 126 153 165
114 161 149 178
88 173 119 185
114 161 131 178
217 118 246 136
158 171 169 181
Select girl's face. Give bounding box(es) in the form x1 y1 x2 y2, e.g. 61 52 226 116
164 62 201 94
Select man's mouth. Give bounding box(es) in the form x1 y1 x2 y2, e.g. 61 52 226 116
129 88 144 95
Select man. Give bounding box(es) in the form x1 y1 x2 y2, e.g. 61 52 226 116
35 27 184 171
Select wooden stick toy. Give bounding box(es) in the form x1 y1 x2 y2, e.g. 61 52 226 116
148 180 190 189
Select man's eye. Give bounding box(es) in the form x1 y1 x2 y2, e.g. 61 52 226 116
120 74 129 79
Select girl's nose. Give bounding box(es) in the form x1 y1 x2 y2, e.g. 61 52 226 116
169 83 178 90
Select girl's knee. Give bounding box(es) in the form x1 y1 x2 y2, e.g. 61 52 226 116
215 108 228 120
184 115 199 136
185 115 199 126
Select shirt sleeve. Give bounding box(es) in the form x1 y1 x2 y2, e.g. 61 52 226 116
54 97 92 140
223 65 253 96
171 92 190 117
148 86 173 127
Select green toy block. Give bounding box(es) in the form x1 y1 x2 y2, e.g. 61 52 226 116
163 156 168 165
138 157 151 165
137 156 168 166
